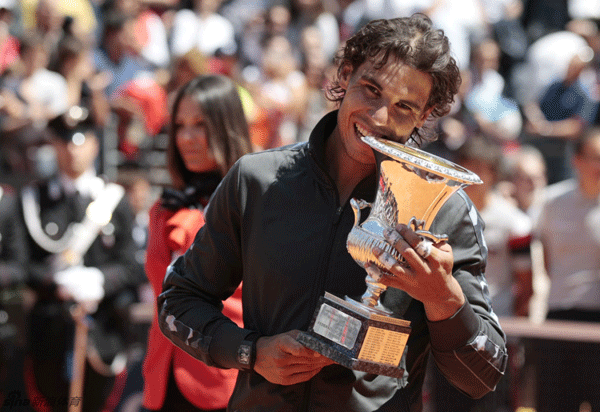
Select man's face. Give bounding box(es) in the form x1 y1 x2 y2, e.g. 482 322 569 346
513 156 547 197
336 57 434 165
53 131 99 179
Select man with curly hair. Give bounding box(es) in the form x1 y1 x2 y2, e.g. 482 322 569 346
158 14 506 412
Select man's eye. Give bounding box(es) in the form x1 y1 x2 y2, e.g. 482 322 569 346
365 85 379 95
396 103 415 113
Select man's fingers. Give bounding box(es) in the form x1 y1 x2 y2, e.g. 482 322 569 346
275 367 325 386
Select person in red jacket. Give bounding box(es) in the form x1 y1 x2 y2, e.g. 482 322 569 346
141 74 252 412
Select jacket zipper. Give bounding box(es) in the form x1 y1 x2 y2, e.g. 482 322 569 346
301 198 345 412
301 146 347 412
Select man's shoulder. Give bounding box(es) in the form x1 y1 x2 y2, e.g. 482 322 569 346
21 178 56 201
542 179 577 205
237 142 309 175
432 189 480 232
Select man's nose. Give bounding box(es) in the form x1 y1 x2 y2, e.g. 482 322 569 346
369 103 389 124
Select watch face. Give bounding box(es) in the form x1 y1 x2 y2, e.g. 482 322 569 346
238 343 251 365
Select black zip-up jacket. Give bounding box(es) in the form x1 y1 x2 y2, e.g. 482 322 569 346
158 111 507 412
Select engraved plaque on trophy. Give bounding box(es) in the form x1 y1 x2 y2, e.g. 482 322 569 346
297 136 482 378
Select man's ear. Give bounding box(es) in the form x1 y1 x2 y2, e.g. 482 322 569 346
417 106 435 127
338 64 352 89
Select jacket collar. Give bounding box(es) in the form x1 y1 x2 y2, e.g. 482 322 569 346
306 110 376 202
307 110 338 168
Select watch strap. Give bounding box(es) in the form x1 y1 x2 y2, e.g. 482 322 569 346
237 332 261 371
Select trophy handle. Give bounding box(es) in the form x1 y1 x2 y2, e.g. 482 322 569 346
409 217 448 243
350 198 372 228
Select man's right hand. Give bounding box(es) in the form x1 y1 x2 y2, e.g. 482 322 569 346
254 330 335 385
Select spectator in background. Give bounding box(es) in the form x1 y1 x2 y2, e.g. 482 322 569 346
165 48 208 105
422 0 489 71
504 145 550 322
0 31 68 175
19 105 144 412
505 144 548 219
120 169 154 291
502 143 550 409
0 30 67 125
464 38 523 148
432 135 533 412
141 74 251 412
296 24 337 142
523 46 598 184
218 0 270 43
50 32 111 127
533 127 600 412
521 0 570 43
242 34 307 149
102 0 170 69
20 0 97 43
93 10 152 98
110 76 170 162
513 24 591 106
170 0 237 58
29 0 69 53
457 136 533 319
238 4 292 69
480 0 528 89
0 0 19 75
569 0 600 21
287 0 340 64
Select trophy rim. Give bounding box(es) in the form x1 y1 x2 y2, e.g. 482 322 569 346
362 136 483 185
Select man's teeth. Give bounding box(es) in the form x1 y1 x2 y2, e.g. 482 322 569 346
356 125 379 138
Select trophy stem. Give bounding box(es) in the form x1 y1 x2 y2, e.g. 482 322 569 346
362 274 387 308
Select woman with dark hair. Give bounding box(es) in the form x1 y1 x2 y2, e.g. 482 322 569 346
141 74 251 412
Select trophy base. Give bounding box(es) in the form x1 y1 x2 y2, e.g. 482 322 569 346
297 292 411 378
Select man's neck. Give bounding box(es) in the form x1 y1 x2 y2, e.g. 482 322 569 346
579 179 600 201
60 169 97 194
325 129 375 205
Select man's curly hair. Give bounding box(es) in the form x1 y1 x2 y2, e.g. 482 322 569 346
327 14 461 145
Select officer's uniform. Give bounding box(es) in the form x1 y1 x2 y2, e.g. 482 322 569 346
19 110 144 412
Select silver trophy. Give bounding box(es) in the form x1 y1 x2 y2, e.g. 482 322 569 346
298 136 482 377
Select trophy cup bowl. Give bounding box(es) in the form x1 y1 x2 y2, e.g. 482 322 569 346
298 136 482 378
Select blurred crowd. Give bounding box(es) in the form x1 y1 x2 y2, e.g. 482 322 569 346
1 0 600 411
1 0 600 189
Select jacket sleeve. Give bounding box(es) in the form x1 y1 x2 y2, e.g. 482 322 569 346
426 190 508 399
157 161 255 370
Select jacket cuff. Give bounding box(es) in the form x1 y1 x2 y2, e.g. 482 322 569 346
209 323 258 370
427 298 480 352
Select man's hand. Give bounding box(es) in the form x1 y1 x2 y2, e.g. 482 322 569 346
370 223 465 321
254 330 335 385
54 265 105 313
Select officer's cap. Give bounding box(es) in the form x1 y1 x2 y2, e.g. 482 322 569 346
47 106 97 145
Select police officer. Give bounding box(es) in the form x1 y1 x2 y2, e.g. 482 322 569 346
19 106 144 412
